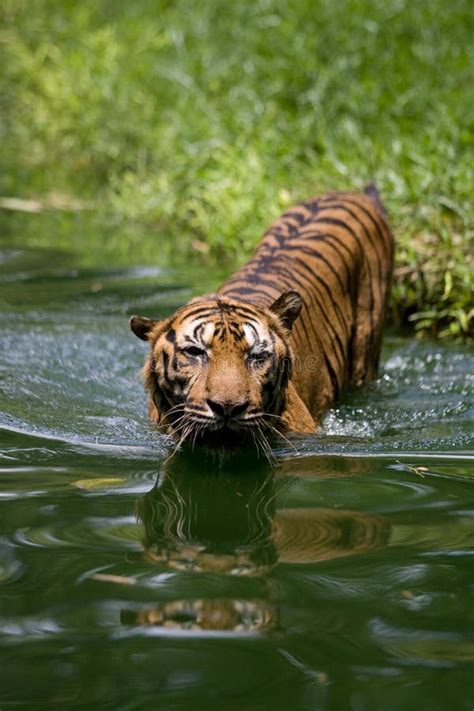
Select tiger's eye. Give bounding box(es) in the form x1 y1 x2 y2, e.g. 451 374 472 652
247 351 271 366
182 345 206 357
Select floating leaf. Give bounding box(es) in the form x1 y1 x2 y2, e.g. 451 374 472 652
72 477 125 490
91 573 136 585
396 460 428 478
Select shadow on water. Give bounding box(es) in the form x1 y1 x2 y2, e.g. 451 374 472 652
121 450 391 633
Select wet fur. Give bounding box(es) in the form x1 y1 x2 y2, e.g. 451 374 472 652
130 187 394 448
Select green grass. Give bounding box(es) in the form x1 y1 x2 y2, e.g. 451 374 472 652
1 0 473 337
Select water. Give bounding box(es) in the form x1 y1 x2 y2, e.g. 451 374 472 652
0 247 473 709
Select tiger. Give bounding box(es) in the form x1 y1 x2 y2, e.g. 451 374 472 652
130 185 394 451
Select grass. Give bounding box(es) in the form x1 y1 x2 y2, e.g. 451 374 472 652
1 0 473 338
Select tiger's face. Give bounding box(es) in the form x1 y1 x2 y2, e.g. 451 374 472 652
130 291 302 450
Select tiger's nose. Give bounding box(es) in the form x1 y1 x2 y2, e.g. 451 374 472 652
206 398 249 420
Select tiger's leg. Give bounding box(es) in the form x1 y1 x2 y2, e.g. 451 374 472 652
350 262 385 386
349 189 394 386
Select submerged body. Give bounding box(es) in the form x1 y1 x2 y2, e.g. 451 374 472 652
130 187 394 449
219 188 394 423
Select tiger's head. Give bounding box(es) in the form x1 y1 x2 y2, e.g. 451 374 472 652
130 291 302 450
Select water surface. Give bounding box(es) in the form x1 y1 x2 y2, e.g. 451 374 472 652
0 248 473 709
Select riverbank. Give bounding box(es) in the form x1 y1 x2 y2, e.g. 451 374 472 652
2 0 472 337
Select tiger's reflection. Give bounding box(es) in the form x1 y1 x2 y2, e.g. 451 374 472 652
121 598 276 633
122 450 391 632
136 452 278 576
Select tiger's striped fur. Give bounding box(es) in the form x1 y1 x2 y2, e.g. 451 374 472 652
130 186 394 450
219 187 394 418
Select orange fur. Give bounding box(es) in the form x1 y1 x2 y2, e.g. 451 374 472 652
130 187 394 446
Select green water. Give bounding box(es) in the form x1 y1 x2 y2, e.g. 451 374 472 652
0 247 473 710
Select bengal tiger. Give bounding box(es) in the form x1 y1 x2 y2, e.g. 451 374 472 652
130 185 394 451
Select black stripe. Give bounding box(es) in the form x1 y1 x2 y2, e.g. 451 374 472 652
225 271 281 292
280 234 356 299
224 255 348 373
162 350 170 380
310 216 381 280
302 232 355 260
288 269 346 374
318 204 384 282
322 350 340 401
298 310 315 352
193 322 204 340
179 305 220 321
325 196 393 256
301 300 342 399
299 221 376 354
291 253 351 337
257 260 348 368
220 285 276 300
282 209 311 225
273 252 350 336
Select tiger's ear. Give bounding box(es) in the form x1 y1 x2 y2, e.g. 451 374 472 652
269 291 303 330
129 315 162 341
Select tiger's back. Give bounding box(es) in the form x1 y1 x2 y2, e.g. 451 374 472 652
218 187 394 420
